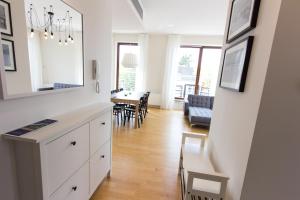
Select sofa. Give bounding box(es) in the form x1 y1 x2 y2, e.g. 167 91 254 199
184 95 214 127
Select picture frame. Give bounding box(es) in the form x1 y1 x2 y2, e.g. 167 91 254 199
2 38 16 72
220 36 254 92
227 0 260 43
0 0 13 36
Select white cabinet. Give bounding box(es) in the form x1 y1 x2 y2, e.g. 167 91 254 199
3 103 113 200
49 163 90 200
90 111 111 155
46 124 90 195
90 141 111 194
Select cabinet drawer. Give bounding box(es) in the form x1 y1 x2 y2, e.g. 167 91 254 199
90 141 111 195
49 163 89 200
90 111 111 155
45 124 89 195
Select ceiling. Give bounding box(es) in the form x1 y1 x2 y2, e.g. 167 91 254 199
112 0 229 35
25 0 82 31
112 0 144 33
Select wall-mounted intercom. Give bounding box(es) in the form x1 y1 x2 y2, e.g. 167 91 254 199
92 60 100 93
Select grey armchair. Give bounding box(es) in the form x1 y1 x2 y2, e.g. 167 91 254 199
184 95 214 127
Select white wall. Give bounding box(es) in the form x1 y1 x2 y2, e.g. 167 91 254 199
208 0 282 199
241 0 300 199
0 0 112 200
40 31 83 86
181 35 223 47
112 33 223 106
4 0 32 95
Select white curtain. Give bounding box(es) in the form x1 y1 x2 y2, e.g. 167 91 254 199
135 34 149 92
161 35 181 110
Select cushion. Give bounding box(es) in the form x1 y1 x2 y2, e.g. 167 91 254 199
188 95 211 108
189 107 212 125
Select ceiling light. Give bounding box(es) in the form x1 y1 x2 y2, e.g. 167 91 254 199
30 28 34 38
122 53 138 68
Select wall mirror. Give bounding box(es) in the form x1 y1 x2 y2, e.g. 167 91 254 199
0 0 84 99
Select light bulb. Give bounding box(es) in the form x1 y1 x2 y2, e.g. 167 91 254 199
50 32 54 39
68 35 72 42
44 29 48 40
30 29 34 38
59 39 62 45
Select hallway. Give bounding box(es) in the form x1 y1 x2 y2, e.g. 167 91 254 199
91 108 208 200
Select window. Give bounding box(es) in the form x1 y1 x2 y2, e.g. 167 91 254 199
175 46 222 99
199 48 222 96
116 43 139 91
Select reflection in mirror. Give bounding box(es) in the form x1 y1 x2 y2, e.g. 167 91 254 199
1 0 84 98
25 0 83 92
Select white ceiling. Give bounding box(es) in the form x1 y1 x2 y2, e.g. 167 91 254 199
25 0 82 31
112 0 144 33
112 0 229 35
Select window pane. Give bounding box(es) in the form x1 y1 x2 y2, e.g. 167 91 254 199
118 45 139 91
175 47 200 99
199 48 222 96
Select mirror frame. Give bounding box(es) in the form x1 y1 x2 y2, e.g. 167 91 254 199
0 0 85 100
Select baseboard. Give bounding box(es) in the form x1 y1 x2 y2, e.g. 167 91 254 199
149 105 161 109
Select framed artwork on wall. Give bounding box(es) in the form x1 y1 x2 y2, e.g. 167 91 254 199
2 38 16 71
220 36 254 92
227 0 260 43
0 0 13 36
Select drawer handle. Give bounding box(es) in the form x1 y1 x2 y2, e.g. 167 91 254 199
72 186 78 191
101 122 106 125
70 141 77 146
101 155 105 158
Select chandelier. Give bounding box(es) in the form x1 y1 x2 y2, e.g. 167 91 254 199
27 4 75 45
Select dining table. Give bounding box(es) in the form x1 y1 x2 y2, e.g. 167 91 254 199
111 91 145 129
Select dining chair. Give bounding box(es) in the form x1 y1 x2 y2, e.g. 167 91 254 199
113 105 123 125
111 89 118 94
123 97 145 128
142 92 150 118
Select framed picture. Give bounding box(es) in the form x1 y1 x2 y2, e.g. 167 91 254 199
0 0 13 36
220 36 254 92
2 38 16 71
227 0 260 43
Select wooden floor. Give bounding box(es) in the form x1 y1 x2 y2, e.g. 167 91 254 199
91 108 208 200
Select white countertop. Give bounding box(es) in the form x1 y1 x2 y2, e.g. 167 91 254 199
2 102 113 143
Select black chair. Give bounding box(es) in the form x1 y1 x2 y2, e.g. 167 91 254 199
123 97 145 128
142 92 150 118
113 105 123 125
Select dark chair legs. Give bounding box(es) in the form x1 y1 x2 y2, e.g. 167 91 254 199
123 109 143 128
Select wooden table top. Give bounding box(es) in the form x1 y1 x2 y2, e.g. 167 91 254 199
111 91 145 103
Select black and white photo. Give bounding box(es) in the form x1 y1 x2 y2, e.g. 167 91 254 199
0 0 12 36
2 38 16 71
220 36 254 92
227 0 260 42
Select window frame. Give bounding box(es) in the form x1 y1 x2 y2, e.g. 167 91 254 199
175 45 222 100
116 42 139 90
